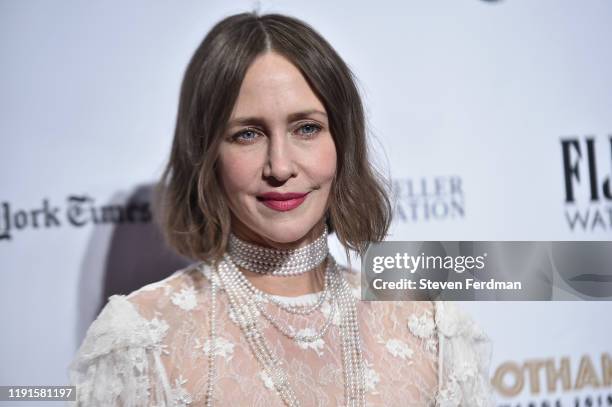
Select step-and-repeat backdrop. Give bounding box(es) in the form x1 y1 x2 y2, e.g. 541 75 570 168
1 1 611 405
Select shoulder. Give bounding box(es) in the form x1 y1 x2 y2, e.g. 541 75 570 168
74 262 209 363
124 261 211 318
68 264 210 406
433 301 493 407
71 295 154 365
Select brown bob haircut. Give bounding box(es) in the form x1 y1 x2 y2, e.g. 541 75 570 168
154 12 392 263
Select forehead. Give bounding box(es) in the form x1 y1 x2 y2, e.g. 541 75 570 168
229 52 326 120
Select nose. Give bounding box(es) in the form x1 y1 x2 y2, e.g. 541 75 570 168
263 132 297 182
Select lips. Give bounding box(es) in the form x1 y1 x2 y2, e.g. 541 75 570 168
257 191 309 212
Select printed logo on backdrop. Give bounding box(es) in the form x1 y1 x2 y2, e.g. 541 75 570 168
392 176 465 223
0 195 151 241
492 352 612 407
561 134 612 232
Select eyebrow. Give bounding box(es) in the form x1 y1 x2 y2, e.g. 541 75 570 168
227 109 328 127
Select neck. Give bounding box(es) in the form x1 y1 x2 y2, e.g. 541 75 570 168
231 219 325 251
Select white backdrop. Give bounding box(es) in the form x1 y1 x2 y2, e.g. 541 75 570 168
1 0 611 405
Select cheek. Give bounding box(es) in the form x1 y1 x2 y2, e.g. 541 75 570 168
313 137 337 184
217 150 260 196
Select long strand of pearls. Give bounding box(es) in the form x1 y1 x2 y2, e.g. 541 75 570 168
217 257 301 406
224 255 336 343
204 271 217 407
337 270 366 406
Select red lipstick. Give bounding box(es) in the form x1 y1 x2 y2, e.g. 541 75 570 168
257 192 309 212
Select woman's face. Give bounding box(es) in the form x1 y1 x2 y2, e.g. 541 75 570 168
216 51 337 247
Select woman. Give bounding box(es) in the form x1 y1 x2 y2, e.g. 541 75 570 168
69 12 493 406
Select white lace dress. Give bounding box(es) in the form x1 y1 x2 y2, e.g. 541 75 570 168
68 261 493 406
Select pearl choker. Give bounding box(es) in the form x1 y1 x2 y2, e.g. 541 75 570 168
227 224 329 276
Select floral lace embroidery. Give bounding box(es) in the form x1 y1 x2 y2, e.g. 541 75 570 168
259 370 276 391
170 286 198 311
408 309 438 354
295 328 326 356
199 336 235 360
408 309 436 338
385 338 414 361
147 314 170 355
172 375 193 406
363 360 381 394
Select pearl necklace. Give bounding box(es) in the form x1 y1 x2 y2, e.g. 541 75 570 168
224 254 336 343
202 232 366 406
227 225 328 276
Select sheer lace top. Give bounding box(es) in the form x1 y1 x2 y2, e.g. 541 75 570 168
69 261 493 406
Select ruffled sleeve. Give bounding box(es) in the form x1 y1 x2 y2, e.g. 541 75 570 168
434 301 494 407
68 295 174 406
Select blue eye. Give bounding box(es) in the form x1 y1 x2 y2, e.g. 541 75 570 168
232 129 260 143
297 123 322 137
